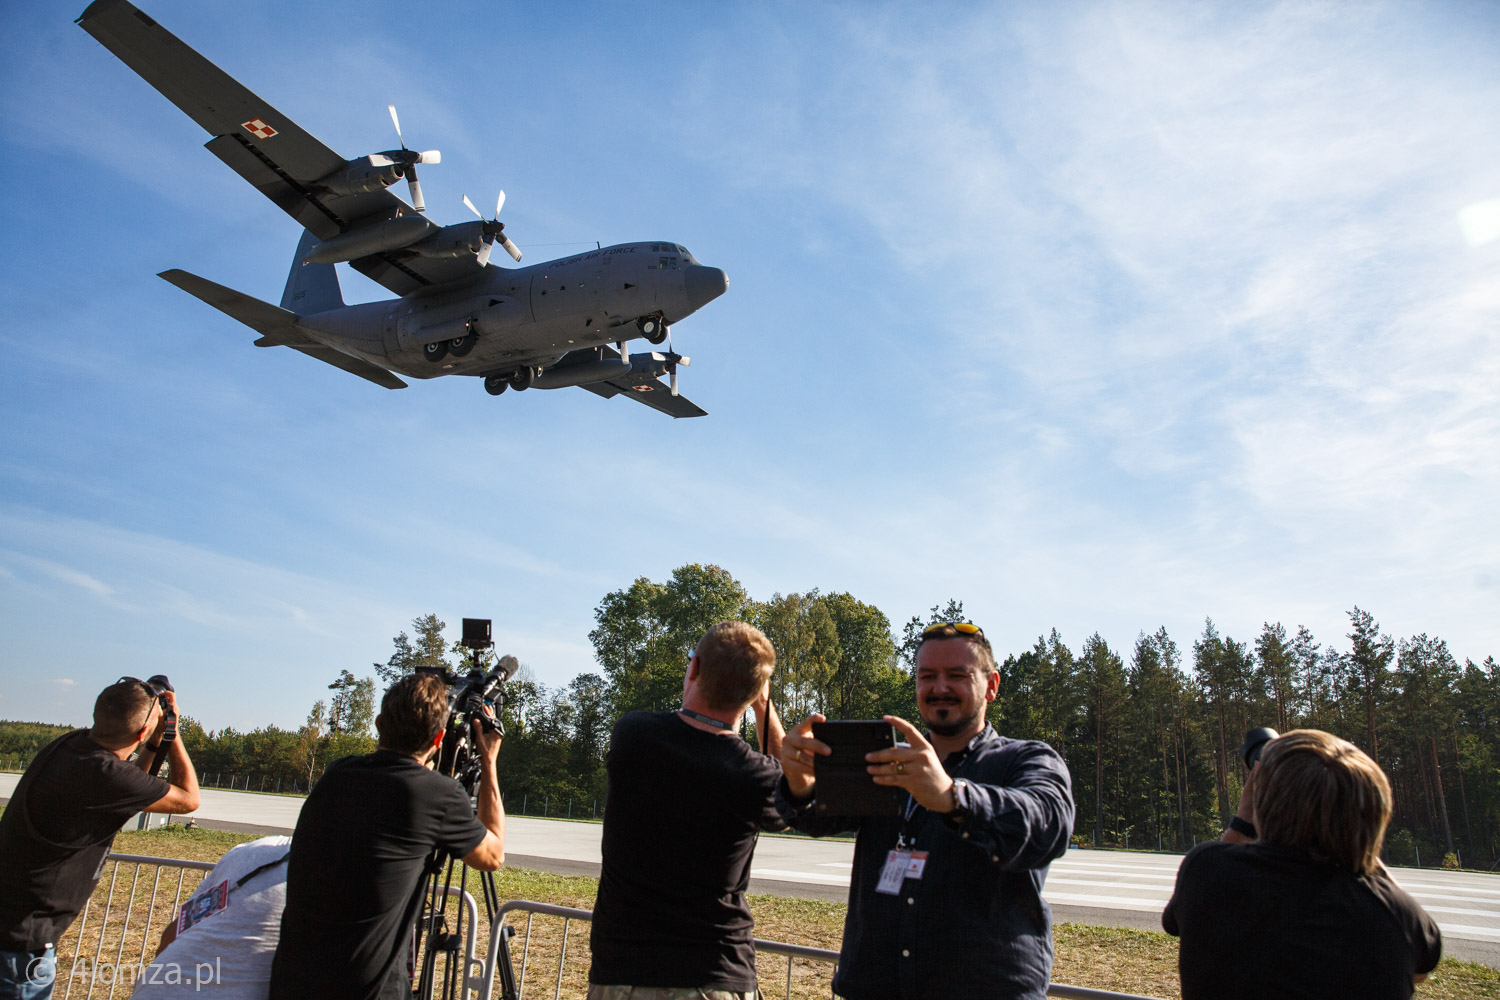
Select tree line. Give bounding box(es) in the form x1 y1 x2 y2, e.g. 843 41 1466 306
4 565 1495 867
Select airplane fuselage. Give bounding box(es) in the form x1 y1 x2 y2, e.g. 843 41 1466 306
298 241 725 380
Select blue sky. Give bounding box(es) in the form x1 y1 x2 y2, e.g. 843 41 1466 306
2 1 1496 731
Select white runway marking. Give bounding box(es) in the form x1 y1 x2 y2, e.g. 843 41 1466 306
751 868 851 885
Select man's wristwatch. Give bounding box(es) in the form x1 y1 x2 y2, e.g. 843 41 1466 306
943 778 970 821
145 742 162 753
1227 815 1257 838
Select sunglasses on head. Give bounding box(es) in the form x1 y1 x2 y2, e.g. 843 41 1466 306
921 621 985 639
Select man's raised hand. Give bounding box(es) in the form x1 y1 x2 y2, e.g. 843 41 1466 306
866 715 955 813
780 713 829 799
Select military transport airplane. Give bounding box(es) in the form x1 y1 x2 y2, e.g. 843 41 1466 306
76 0 728 418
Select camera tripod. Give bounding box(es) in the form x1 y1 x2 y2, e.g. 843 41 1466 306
409 635 523 999
410 853 521 1000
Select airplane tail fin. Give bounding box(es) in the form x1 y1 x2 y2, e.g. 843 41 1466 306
280 229 345 315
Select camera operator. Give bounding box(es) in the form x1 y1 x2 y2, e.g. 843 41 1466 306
1163 729 1441 999
1 677 201 1000
268 673 504 1000
587 621 785 1000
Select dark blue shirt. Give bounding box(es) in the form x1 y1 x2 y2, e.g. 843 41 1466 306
778 727 1074 1000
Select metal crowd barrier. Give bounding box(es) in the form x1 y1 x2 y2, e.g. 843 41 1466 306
61 856 1159 1000
59 853 215 1000
487 900 1164 1000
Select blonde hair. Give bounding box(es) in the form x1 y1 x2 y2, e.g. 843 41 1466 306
694 621 776 711
1252 729 1392 876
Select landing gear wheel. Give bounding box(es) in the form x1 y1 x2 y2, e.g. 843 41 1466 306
449 333 477 358
510 366 537 391
484 375 509 396
638 315 667 345
423 340 448 362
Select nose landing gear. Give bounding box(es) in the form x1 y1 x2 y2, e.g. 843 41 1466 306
638 314 668 345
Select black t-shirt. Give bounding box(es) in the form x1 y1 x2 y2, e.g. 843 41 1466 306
1163 841 1442 1000
0 730 169 950
268 750 488 1000
589 711 784 990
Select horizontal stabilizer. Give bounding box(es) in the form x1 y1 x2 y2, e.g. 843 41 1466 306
159 268 406 389
160 269 309 342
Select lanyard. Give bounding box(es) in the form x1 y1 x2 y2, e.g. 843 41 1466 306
896 794 924 850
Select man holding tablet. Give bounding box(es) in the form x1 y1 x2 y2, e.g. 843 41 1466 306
779 622 1075 1000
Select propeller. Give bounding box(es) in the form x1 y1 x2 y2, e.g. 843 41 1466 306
663 328 690 397
382 105 441 212
462 191 523 265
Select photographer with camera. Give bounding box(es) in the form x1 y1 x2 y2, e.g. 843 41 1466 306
1 676 200 1000
587 621 786 1000
268 672 505 1000
1163 728 1441 999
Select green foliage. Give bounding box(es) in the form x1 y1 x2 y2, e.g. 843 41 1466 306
0 720 75 764
26 590 1498 869
327 669 376 736
1385 828 1417 865
590 564 751 715
895 599 967 668
375 614 452 684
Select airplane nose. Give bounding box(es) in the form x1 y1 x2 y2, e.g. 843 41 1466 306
684 265 729 311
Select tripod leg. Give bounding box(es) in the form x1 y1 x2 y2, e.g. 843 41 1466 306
493 924 519 1000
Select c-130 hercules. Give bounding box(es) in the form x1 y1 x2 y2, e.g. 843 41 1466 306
77 0 728 418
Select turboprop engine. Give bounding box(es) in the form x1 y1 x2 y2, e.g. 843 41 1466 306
313 156 406 198
302 214 431 264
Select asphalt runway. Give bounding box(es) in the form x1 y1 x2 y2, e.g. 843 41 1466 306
4 774 1496 967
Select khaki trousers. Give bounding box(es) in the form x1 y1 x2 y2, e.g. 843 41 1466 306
586 986 759 1000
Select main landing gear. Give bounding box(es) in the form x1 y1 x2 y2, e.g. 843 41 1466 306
483 366 540 396
423 333 477 363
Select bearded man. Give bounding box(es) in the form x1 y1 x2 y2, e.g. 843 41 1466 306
779 622 1075 1000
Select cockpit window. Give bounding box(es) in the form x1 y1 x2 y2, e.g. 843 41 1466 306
675 244 699 264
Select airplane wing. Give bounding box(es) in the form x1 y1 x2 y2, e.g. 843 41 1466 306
77 0 482 296
577 345 707 418
159 268 407 389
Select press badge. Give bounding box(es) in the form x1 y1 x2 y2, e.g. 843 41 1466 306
875 850 929 894
176 879 229 933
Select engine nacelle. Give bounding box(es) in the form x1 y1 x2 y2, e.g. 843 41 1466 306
314 156 406 197
533 358 632 390
302 214 431 264
625 352 671 381
407 221 486 260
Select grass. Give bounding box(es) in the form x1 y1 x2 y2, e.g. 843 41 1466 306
45 827 1500 1000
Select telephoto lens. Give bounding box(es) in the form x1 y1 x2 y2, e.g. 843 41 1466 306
1240 727 1279 769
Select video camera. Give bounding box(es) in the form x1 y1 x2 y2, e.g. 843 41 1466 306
414 618 519 793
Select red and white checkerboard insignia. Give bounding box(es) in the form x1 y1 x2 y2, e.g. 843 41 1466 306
241 118 277 140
